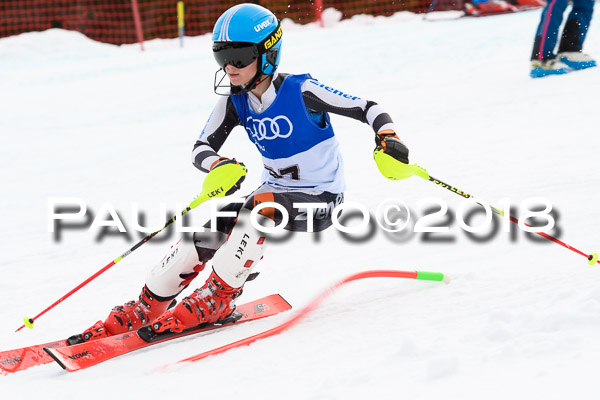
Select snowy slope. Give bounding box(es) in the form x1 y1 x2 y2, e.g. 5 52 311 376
1 9 600 400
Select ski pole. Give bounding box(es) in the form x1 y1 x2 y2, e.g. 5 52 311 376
166 269 449 368
16 163 247 332
400 163 599 266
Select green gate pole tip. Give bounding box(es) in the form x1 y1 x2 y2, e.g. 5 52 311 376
588 252 599 266
415 271 450 284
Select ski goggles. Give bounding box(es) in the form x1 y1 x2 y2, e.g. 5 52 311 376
213 41 259 69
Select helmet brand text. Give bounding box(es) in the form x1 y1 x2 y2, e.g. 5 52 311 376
254 20 272 32
264 26 282 50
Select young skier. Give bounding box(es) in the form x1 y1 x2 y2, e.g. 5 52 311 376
68 3 410 344
530 0 596 78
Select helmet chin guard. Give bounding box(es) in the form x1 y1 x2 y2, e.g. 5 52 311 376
213 68 271 96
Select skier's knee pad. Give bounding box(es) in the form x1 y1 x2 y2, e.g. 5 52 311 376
145 236 205 298
212 209 272 288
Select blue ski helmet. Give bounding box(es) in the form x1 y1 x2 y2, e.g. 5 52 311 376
212 4 282 76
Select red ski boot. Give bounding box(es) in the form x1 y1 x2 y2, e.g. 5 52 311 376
67 285 175 345
151 270 242 333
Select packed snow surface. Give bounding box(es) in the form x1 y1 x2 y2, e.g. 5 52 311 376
1 9 599 400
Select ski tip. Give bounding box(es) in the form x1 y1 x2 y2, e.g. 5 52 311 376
442 275 451 285
43 347 67 370
277 294 293 309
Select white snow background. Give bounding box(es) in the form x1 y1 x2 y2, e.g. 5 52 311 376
1 8 600 400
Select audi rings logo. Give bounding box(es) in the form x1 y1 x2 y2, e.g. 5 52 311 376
245 115 293 141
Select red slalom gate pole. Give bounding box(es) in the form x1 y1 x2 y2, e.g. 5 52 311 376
314 0 324 27
165 270 448 368
130 0 145 51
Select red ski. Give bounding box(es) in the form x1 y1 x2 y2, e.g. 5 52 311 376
0 339 68 375
44 294 291 372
